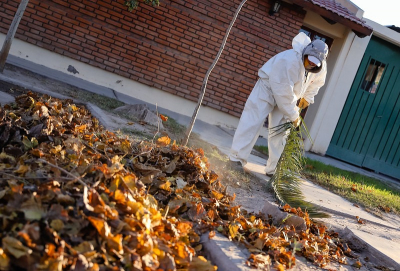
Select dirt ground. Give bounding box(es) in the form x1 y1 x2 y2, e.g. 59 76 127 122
1 71 399 271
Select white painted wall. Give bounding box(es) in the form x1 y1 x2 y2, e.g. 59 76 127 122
0 33 248 132
305 31 371 154
298 9 368 154
302 11 348 39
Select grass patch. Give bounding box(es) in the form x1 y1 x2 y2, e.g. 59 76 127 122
113 111 140 123
162 115 186 137
118 128 154 141
69 88 124 111
303 158 400 214
254 145 268 155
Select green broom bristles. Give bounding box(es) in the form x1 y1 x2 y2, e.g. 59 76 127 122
268 118 328 217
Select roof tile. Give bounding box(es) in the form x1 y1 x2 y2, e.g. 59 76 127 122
309 0 372 31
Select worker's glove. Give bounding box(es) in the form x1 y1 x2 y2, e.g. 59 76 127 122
298 98 309 109
293 117 301 128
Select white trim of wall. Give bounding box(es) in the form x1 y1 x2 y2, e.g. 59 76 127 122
0 34 249 131
365 19 400 46
305 30 371 154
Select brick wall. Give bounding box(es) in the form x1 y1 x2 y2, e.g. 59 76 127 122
0 0 305 117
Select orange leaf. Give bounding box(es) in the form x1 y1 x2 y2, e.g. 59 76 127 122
176 221 193 235
211 190 224 200
157 136 171 146
107 234 123 254
282 204 291 212
31 149 44 158
356 216 365 224
289 208 298 214
208 231 216 239
75 124 87 133
191 192 202 199
174 241 191 265
353 260 362 268
207 209 216 221
160 114 168 121
88 216 111 238
159 181 172 191
275 263 285 271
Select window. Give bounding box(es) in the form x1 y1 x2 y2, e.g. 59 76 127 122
300 26 333 49
361 59 386 94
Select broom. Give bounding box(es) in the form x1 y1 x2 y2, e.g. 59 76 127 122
268 114 327 217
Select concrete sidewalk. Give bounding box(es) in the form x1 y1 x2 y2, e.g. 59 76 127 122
1 57 399 270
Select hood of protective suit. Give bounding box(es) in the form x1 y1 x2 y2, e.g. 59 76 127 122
302 39 329 73
292 32 312 54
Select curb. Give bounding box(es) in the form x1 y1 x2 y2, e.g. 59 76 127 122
200 232 251 271
0 74 81 102
0 90 15 105
342 227 400 270
200 225 400 271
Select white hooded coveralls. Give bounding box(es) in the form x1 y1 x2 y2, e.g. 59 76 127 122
229 33 327 174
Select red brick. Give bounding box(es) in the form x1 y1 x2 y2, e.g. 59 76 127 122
0 0 305 118
68 43 83 51
51 0 69 8
77 51 94 60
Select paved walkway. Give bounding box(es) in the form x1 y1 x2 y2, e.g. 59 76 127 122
1 57 399 270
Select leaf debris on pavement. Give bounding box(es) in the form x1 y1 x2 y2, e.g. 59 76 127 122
0 91 359 270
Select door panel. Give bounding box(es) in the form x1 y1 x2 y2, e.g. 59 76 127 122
327 36 400 179
356 67 396 155
363 73 400 175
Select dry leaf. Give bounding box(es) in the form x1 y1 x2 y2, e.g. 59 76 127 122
208 231 216 239
87 216 111 238
0 92 356 270
2 237 32 259
188 256 216 271
157 136 171 146
160 114 168 121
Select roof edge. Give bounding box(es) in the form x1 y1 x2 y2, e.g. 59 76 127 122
288 0 373 38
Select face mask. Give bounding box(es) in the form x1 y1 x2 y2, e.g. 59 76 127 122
304 56 317 71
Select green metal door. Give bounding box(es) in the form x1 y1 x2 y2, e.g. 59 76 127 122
327 36 400 179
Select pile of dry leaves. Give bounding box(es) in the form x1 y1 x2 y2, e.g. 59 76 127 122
0 92 358 270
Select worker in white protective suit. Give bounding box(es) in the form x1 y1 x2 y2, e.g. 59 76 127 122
229 32 328 176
